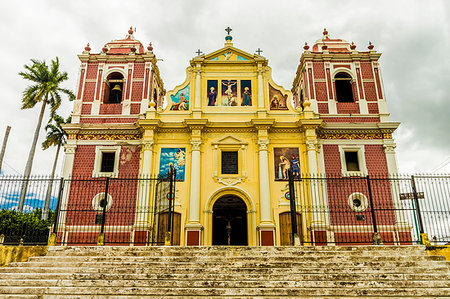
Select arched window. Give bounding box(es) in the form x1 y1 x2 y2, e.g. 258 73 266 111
334 72 354 102
104 72 124 103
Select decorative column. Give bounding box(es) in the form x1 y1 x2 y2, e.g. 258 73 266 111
134 119 160 245
383 139 408 232
257 69 264 108
192 64 202 119
185 119 207 245
253 119 275 246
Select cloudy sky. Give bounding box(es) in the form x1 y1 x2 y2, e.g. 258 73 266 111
0 0 449 175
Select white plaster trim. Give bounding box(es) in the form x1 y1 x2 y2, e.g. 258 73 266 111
92 192 113 212
93 145 121 177
348 192 369 212
338 145 368 176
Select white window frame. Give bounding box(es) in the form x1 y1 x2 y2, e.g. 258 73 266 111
339 145 367 176
93 146 121 177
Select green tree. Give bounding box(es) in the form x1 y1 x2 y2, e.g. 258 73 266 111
41 115 70 220
18 58 75 211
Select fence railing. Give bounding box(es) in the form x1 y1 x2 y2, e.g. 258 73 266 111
287 173 450 246
0 173 449 246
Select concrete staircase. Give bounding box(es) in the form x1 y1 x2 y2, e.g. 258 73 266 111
0 246 449 298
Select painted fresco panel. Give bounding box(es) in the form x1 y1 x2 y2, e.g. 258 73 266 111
269 84 288 110
221 80 237 106
170 85 190 110
207 80 218 106
240 80 252 106
273 148 300 181
159 148 186 181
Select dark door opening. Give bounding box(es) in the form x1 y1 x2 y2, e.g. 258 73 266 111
212 195 248 245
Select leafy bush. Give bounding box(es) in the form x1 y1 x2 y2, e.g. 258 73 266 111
0 209 54 245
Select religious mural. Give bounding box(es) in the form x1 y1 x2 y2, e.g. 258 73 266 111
159 148 186 181
269 84 288 110
241 80 252 106
170 85 189 110
273 148 300 181
221 80 237 106
207 80 218 106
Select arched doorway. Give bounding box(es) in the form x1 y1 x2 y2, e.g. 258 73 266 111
212 195 248 245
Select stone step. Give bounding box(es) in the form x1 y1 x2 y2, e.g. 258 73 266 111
1 286 449 297
1 278 450 289
29 254 445 262
47 246 427 256
9 260 449 270
0 272 448 282
1 265 448 275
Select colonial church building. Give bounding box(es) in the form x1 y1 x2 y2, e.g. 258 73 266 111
60 28 404 246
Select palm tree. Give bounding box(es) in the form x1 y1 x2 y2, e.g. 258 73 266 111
41 115 70 220
18 58 75 212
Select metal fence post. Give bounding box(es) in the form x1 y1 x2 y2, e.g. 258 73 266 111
98 177 109 246
48 177 64 246
411 175 428 245
166 166 174 246
288 169 298 245
366 175 382 245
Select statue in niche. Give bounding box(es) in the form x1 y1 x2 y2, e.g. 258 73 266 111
222 80 237 106
208 87 217 106
241 87 252 106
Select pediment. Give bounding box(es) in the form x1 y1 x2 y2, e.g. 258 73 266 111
212 135 248 145
205 46 255 62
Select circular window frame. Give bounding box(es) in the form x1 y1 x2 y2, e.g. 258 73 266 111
348 192 368 212
92 193 113 213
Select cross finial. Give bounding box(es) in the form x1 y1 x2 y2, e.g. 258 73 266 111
256 48 263 55
196 49 202 56
225 27 232 35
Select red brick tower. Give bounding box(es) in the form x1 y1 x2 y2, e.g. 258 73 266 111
60 28 164 245
292 29 406 245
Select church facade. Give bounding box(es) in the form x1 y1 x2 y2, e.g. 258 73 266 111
61 28 405 246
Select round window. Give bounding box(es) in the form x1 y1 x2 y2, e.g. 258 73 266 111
348 192 368 212
92 193 113 212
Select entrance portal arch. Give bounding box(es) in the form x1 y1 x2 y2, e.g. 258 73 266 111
212 196 247 245
204 187 256 246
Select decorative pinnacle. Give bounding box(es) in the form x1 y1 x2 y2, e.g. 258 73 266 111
256 48 263 55
368 42 374 50
303 42 310 51
225 27 232 35
128 26 134 35
196 49 202 56
323 28 329 38
350 42 356 50
84 43 91 52
147 42 153 51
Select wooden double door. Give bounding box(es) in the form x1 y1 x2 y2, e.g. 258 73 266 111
279 212 303 246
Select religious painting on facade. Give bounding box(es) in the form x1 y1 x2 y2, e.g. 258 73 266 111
221 80 237 106
269 84 288 110
170 85 189 110
207 80 218 106
159 148 186 181
273 148 300 181
240 80 252 106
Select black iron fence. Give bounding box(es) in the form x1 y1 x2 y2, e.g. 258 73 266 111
0 173 449 246
0 170 177 246
287 173 450 246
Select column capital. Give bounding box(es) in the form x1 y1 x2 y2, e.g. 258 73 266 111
64 144 77 154
191 140 202 151
142 140 154 151
306 140 317 152
257 139 269 151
